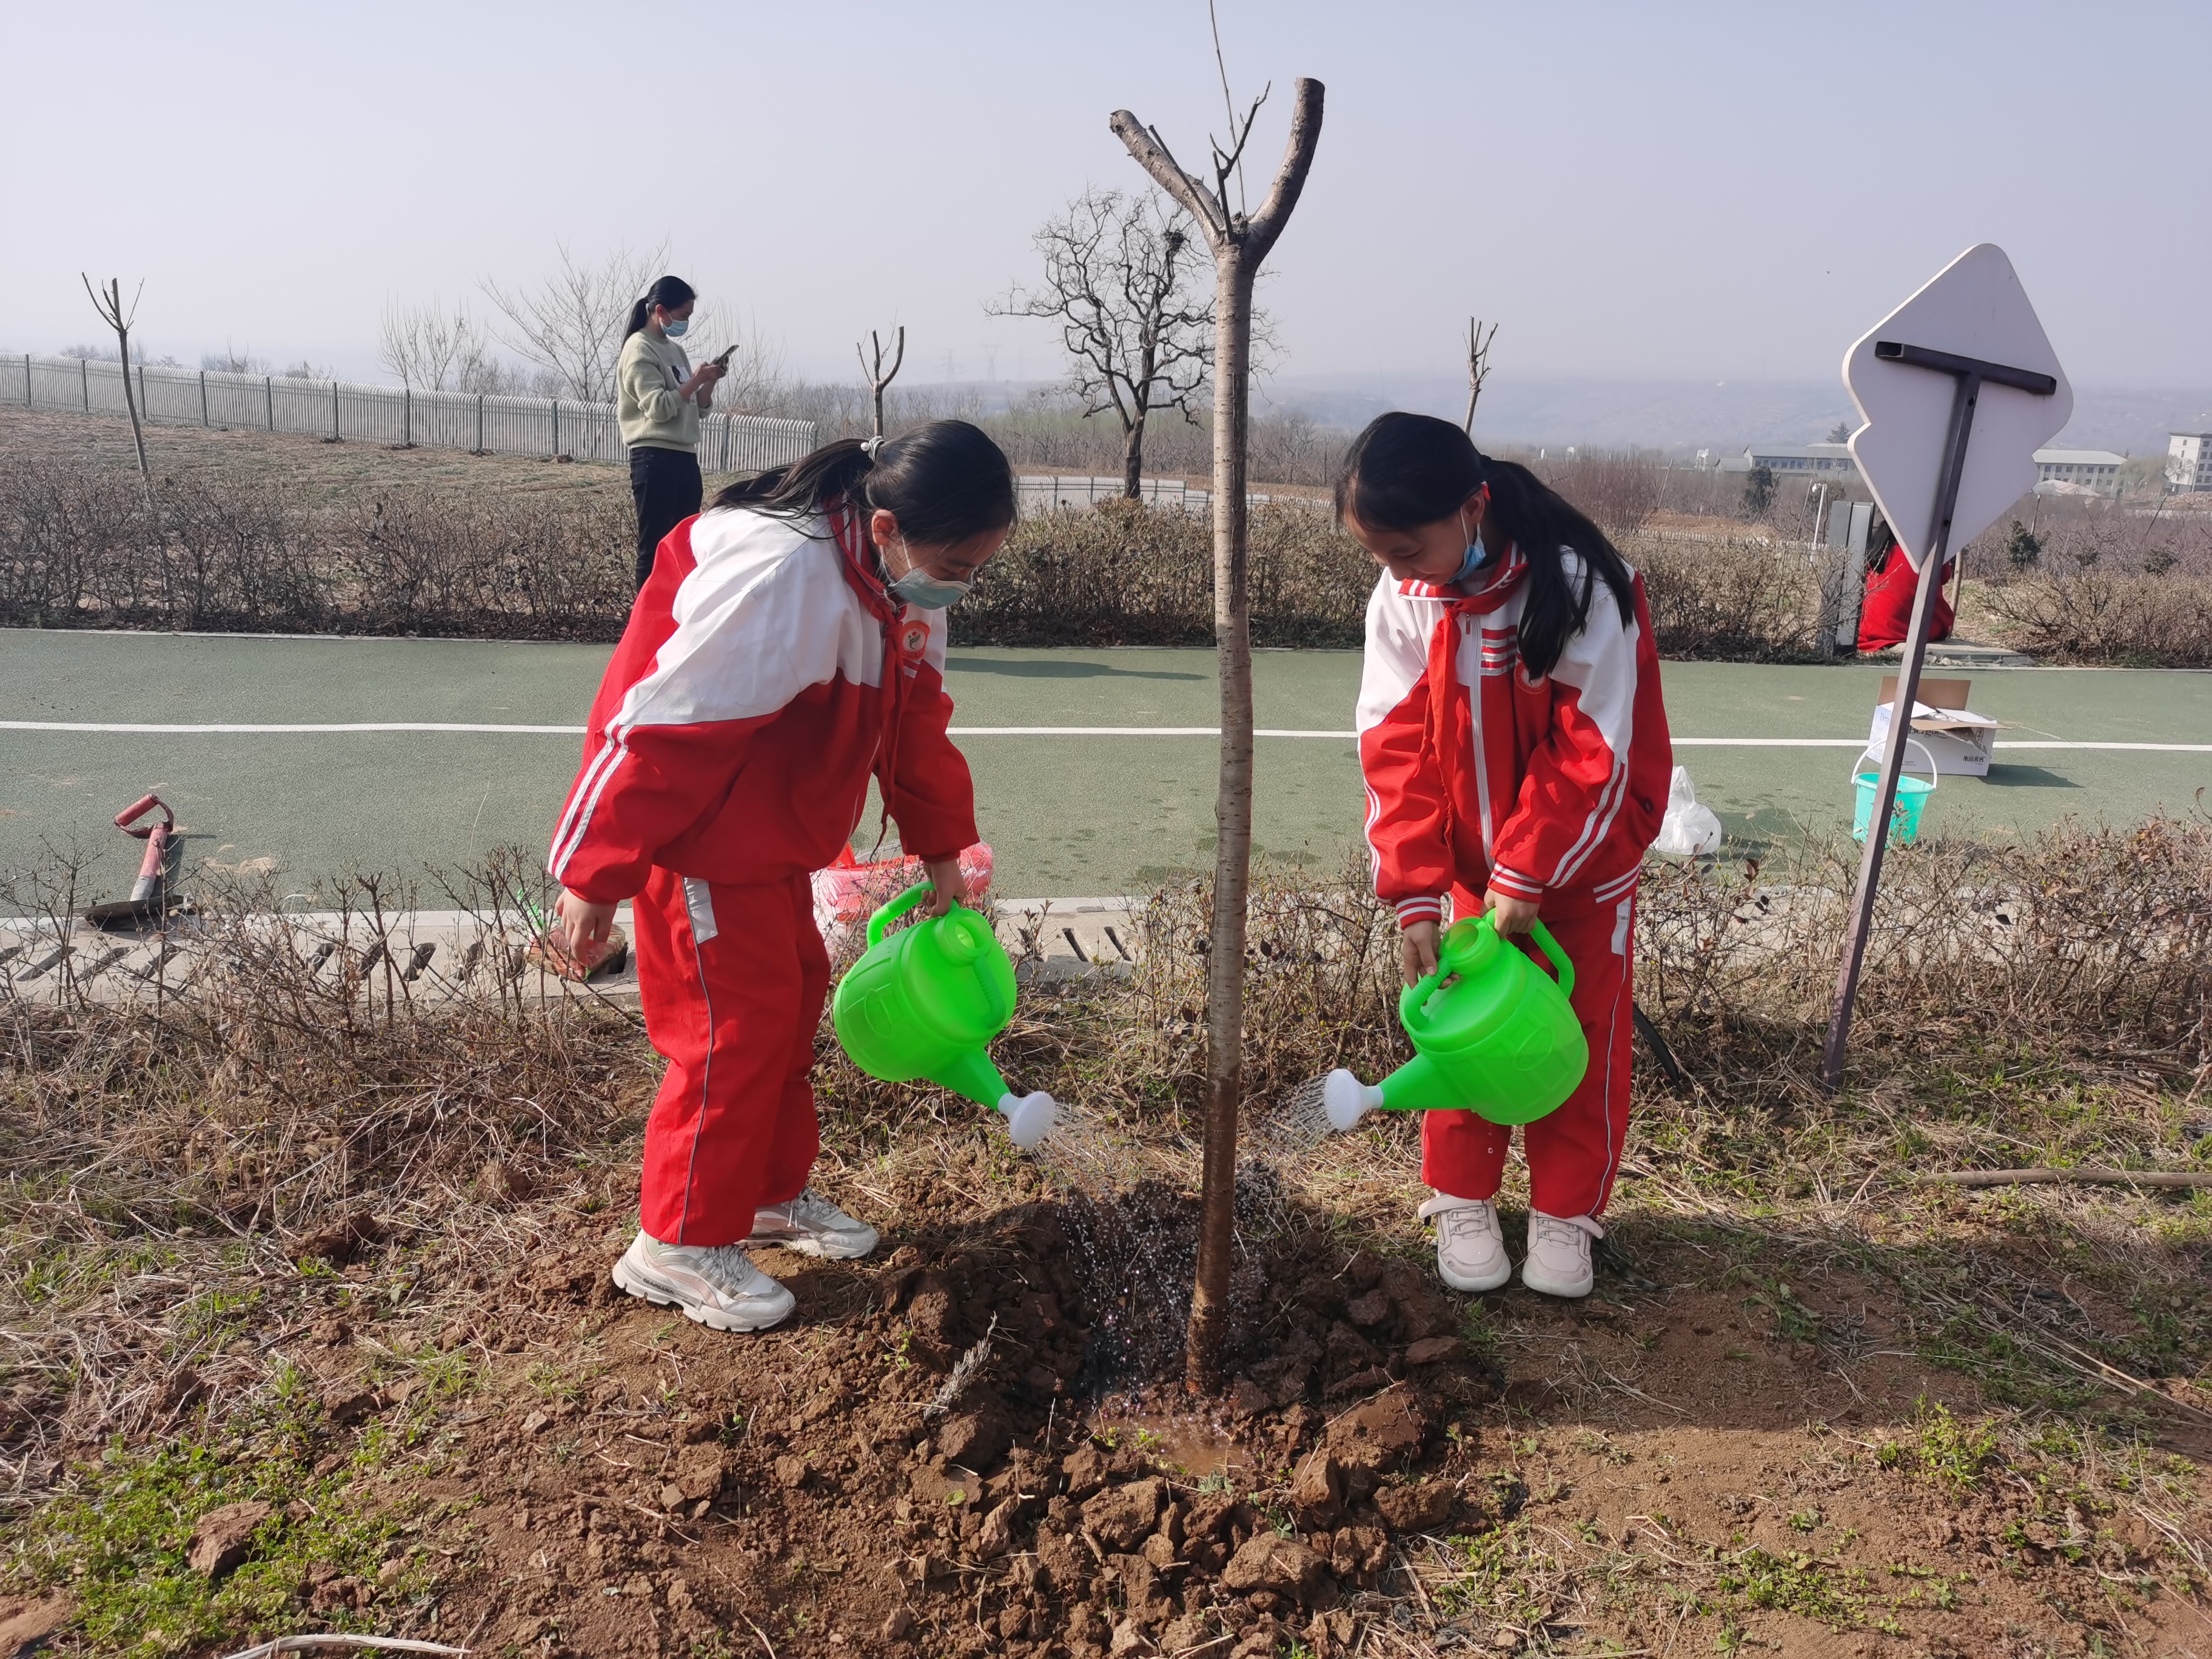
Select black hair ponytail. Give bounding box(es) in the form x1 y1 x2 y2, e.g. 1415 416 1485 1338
1336 412 1638 679
623 274 698 341
712 420 1016 547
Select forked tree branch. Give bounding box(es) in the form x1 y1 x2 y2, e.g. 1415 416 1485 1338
1110 78 1324 265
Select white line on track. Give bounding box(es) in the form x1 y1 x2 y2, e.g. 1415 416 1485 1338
3 720 2211 752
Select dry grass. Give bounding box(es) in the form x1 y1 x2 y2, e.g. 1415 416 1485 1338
2 822 2210 1652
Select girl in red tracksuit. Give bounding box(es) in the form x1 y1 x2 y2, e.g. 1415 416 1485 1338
1339 414 1672 1300
550 422 1014 1335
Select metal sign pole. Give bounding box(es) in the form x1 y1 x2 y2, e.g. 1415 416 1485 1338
1821 341 2057 1091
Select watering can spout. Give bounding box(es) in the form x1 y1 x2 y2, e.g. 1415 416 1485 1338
927 1047 1012 1114
1323 1068 1387 1131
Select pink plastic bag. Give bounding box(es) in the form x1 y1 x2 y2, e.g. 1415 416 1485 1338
811 843 994 941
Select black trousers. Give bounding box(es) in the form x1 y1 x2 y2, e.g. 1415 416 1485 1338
629 446 703 588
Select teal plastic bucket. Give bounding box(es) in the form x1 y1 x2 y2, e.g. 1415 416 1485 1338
1851 738 1937 845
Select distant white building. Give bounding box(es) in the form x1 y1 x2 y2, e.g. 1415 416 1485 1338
2033 448 2125 496
1740 441 1858 477
2171 433 2212 494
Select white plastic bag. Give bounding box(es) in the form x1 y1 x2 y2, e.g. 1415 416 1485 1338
1652 765 1722 858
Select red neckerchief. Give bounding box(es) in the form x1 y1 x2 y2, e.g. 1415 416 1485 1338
828 501 930 855
1396 540 1528 614
1402 543 1530 747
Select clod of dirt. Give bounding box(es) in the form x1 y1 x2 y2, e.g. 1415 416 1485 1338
974 1497 1022 1558
773 1453 810 1490
1082 1477 1165 1552
936 1399 1012 1472
478 1159 535 1202
1290 1452 1344 1526
1319 1525 1389 1586
0 1595 75 1653
1323 1392 1429 1475
320 1386 377 1426
185 1500 272 1578
157 1367 208 1415
1061 1442 1111 1498
880 1608 915 1642
666 1443 732 1506
1346 1287 1390 1327
292 1212 382 1265
1219 1532 1328 1600
1373 1479 1454 1533
1404 1335 1463 1366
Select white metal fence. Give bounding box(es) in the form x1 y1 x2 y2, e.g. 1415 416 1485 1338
1014 473 1315 516
2 352 816 475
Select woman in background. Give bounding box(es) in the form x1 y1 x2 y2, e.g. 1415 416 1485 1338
618 275 726 587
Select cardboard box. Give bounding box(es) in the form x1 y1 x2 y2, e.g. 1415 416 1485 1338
1862 675 1997 777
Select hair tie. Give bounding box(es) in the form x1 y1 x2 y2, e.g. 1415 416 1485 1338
861 435 886 460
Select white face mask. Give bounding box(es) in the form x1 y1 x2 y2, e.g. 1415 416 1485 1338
661 317 688 338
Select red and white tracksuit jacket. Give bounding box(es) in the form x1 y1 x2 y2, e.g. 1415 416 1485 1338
1356 545 1671 1219
550 504 977 1245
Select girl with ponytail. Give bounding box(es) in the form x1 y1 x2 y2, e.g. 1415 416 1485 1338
618 274 722 586
1339 412 1674 1302
549 421 1016 1335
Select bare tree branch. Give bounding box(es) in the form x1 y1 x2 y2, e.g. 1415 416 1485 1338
991 189 1214 495
857 326 906 437
480 243 667 404
1464 317 1499 433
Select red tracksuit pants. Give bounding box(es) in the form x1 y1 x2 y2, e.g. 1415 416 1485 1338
1421 880 1637 1220
631 868 825 1247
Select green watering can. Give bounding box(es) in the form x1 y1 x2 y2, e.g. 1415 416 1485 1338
1322 914 1587 1131
832 881 1058 1149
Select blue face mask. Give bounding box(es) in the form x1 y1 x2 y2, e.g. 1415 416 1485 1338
888 566 971 611
662 317 688 338
1449 510 1492 588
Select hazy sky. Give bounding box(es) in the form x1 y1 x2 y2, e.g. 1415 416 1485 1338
4 1 2206 393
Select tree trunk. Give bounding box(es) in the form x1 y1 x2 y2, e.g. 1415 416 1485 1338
871 382 886 438
1122 411 1148 500
1186 248 1255 1393
1111 76 1324 1398
116 322 153 496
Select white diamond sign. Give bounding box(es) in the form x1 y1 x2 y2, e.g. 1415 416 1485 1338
1843 244 2073 571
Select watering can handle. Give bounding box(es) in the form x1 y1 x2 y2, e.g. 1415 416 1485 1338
866 880 936 950
1525 918 1574 999
1398 913 1576 1034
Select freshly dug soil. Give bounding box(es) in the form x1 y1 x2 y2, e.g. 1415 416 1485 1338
220 1161 2207 1658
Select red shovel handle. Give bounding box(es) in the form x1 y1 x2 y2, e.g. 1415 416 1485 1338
116 793 175 836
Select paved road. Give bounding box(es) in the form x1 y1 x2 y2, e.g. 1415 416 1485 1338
5 629 2209 899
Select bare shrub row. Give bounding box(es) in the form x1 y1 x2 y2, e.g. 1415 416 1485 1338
0 443 1842 659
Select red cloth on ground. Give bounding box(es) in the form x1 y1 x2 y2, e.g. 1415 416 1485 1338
1419 883 1638 1219
631 868 826 1247
1857 554 1953 653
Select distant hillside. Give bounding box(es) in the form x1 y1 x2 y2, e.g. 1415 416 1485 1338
1258 373 2212 458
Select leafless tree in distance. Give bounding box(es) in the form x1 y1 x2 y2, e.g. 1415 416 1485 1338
990 189 1214 498
380 300 495 394
81 275 153 495
1112 72 1325 1394
857 326 905 437
1464 317 1498 433
481 243 666 403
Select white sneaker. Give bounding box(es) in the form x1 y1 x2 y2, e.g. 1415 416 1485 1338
1521 1211 1603 1299
1418 1193 1511 1293
612 1232 796 1332
745 1187 880 1261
